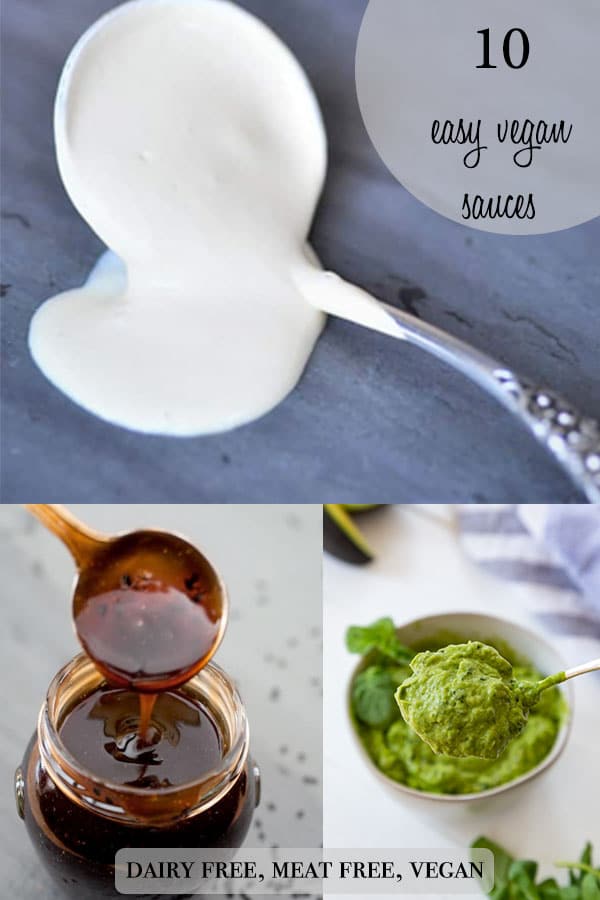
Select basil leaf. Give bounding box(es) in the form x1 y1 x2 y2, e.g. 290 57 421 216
538 879 561 900
559 887 583 900
582 872 600 900
472 836 513 896
509 863 541 900
346 617 413 662
351 666 401 728
509 860 539 885
473 837 599 900
582 846 593 868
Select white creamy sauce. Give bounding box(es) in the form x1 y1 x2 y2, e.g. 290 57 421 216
30 0 402 435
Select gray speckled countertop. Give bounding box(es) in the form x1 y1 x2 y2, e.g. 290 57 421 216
2 0 599 502
0 504 322 899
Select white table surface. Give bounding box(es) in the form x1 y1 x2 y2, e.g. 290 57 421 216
324 505 600 898
0 504 322 899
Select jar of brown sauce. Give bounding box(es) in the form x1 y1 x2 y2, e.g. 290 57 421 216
16 653 259 898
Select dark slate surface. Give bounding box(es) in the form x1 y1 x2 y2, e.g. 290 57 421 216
2 0 599 502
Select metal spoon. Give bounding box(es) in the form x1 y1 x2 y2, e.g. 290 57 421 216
542 656 600 688
304 267 600 502
25 504 228 691
497 657 600 701
515 656 600 708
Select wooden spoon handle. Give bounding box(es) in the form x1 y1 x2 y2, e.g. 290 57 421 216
24 504 109 569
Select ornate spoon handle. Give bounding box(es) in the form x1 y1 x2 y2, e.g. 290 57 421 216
379 302 600 503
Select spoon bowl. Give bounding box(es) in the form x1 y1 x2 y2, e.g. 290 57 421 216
26 506 228 691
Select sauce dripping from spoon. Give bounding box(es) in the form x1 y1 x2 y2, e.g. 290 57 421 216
26 505 227 743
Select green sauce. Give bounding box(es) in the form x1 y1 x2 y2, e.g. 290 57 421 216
395 641 546 759
351 639 567 795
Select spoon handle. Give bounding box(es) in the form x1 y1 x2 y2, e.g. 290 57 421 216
564 657 600 680
379 302 600 503
24 504 108 569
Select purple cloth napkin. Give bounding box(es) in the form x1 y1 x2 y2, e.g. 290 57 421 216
457 505 600 640
544 507 600 616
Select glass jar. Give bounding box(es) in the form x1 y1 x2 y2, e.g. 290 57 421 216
16 654 260 899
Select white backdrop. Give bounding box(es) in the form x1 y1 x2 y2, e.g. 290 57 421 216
324 504 600 898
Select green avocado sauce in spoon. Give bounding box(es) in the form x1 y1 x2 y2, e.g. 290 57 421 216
394 641 569 760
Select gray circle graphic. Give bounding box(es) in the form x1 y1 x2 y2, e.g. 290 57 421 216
356 0 600 234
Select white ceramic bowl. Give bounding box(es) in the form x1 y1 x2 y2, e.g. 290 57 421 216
347 612 573 817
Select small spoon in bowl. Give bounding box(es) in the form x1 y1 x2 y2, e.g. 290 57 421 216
25 504 228 693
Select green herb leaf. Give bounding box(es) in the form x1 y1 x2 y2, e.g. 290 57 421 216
472 836 514 896
351 665 401 728
473 837 599 900
581 873 600 900
346 617 413 662
560 887 583 900
492 886 510 900
538 878 561 900
509 860 539 885
507 860 542 900
556 859 600 883
582 846 594 868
